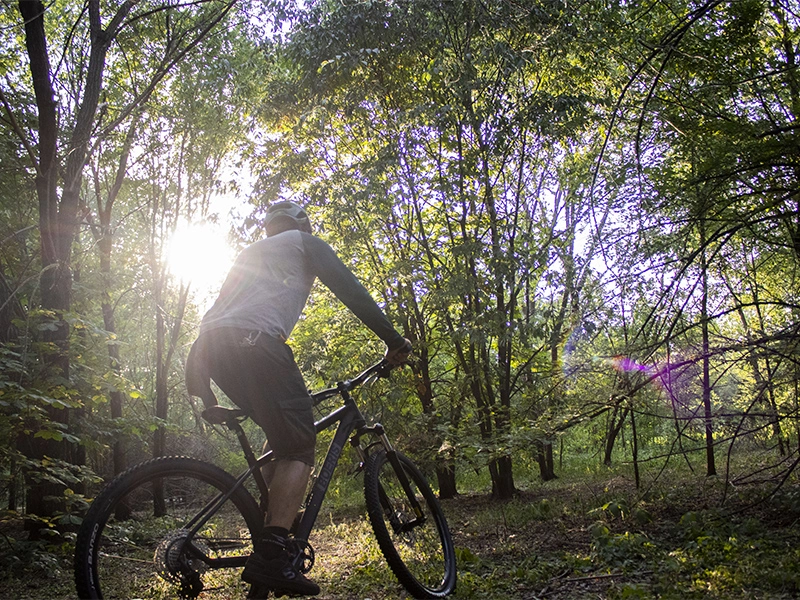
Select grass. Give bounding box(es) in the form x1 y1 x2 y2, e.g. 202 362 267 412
2 453 800 599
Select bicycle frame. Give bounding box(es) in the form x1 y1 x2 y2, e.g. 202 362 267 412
288 387 367 541
183 361 423 571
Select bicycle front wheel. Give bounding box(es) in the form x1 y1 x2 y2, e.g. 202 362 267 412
74 456 262 599
364 450 457 598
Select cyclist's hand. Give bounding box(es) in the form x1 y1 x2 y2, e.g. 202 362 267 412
385 338 413 366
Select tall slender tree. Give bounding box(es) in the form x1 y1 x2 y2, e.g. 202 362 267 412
12 0 236 523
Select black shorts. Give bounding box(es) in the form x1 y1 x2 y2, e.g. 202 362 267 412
201 328 316 466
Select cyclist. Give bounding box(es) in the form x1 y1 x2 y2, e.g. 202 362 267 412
185 201 412 597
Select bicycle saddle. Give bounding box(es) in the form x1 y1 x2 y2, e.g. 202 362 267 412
202 405 247 425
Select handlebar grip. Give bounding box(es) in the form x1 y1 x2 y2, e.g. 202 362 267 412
375 360 395 379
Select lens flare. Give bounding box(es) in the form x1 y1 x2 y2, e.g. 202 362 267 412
609 355 651 374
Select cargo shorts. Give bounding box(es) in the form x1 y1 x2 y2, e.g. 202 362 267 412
200 327 316 466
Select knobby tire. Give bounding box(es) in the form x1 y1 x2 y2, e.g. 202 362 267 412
74 456 262 599
364 450 457 598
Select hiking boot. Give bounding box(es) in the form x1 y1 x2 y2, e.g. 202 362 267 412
242 552 320 597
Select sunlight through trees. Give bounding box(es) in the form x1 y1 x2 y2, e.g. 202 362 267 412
0 6 798 593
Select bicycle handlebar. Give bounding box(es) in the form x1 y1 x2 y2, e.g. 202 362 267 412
310 359 399 405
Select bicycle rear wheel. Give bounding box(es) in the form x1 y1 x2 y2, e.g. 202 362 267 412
364 450 457 598
74 456 262 599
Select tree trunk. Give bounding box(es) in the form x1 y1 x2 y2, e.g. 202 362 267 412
102 295 127 476
8 452 18 511
1 270 23 512
536 440 557 481
408 337 459 499
92 116 139 478
19 0 68 529
630 406 640 489
493 454 515 497
404 186 460 499
436 462 458 500
700 222 716 477
152 282 190 459
19 0 125 527
0 268 23 344
604 402 630 466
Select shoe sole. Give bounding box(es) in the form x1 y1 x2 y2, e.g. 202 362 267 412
242 567 319 596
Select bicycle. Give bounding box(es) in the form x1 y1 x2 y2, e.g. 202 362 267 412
74 359 457 599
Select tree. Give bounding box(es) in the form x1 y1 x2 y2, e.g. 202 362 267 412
587 0 800 486
10 0 236 524
245 0 627 498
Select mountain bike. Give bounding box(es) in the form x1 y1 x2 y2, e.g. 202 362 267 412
74 359 457 599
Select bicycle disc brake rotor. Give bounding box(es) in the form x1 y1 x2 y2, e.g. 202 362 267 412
155 529 210 583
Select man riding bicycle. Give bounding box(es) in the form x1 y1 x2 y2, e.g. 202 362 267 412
185 201 412 596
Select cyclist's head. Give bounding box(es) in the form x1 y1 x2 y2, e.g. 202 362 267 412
264 201 312 236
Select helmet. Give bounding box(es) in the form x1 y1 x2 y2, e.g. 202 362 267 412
264 201 312 236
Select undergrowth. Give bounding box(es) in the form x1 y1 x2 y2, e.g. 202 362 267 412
1 456 799 599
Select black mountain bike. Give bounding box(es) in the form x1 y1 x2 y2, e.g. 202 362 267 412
74 360 457 599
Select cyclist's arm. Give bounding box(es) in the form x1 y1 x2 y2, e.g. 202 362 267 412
302 234 407 350
185 336 219 408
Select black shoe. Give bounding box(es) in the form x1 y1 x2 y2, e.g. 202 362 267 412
246 583 270 599
242 552 320 597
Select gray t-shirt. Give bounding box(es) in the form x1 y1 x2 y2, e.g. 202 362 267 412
199 230 405 349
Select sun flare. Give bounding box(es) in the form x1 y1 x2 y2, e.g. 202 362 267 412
166 221 234 304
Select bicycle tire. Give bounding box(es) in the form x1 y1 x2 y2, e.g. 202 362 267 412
364 450 457 598
74 456 262 599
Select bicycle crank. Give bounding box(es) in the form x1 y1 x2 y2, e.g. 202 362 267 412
286 538 315 574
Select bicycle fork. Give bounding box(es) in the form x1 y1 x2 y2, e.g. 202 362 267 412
354 423 427 533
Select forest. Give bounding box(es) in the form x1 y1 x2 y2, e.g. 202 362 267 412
1 0 799 598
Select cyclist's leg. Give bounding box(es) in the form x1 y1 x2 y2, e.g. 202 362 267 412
233 338 315 530
264 460 311 530
244 456 317 594
260 440 276 490
259 443 307 536
204 329 319 596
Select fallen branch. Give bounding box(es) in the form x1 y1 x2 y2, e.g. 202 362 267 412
564 570 653 583
526 570 654 599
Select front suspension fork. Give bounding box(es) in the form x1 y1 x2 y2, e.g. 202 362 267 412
352 423 426 530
